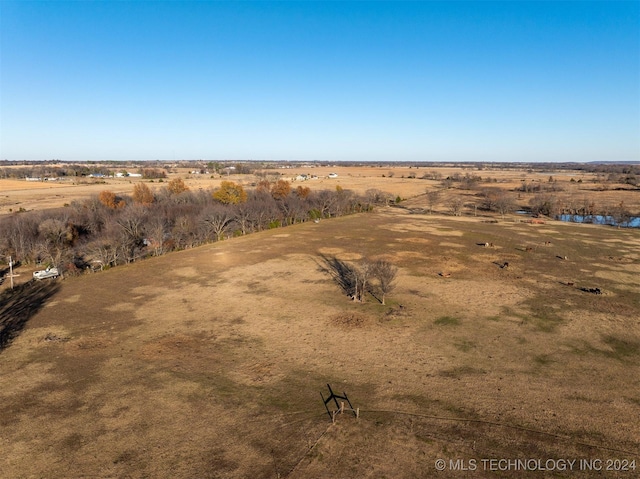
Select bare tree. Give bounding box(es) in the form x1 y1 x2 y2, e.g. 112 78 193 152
612 201 632 227
144 214 169 256
530 194 559 217
311 190 337 218
1 214 40 263
279 195 306 226
199 204 233 241
426 189 442 214
372 260 398 305
494 192 515 219
171 215 198 249
116 207 146 263
233 202 254 235
38 217 70 270
88 238 120 270
246 193 279 231
447 197 464 216
365 189 393 208
349 258 374 302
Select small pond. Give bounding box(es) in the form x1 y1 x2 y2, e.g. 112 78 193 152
557 214 640 228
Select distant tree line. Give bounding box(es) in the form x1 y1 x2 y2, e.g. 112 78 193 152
424 180 637 224
0 164 167 180
0 180 390 277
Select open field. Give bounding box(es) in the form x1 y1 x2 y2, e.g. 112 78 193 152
1 199 639 477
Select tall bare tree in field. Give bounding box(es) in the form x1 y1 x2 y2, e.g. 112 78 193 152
447 196 464 216
426 189 442 214
373 260 398 305
347 258 375 302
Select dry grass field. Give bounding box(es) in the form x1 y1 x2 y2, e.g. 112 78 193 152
1 178 639 478
2 164 639 216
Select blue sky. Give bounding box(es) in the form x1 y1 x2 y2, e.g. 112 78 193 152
1 1 638 162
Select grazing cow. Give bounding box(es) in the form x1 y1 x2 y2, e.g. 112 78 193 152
581 287 602 294
502 262 509 269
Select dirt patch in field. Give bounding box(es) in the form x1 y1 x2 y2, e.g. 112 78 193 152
329 311 372 328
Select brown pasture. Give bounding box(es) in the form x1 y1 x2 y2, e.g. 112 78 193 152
1 192 639 477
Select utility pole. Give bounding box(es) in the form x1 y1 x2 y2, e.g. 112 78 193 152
7 256 19 289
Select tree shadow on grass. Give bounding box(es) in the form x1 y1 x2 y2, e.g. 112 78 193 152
0 280 60 352
316 254 357 298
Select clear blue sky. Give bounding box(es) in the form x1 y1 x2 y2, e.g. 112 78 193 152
1 1 638 162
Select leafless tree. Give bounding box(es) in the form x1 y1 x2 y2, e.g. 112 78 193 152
612 201 632 227
494 192 515 219
349 259 374 302
88 238 120 270
144 214 169 256
0 214 40 263
279 195 306 226
372 260 398 305
311 190 337 218
333 188 357 217
530 194 559 217
447 197 464 216
172 215 198 249
199 204 233 241
246 193 279 231
365 189 393 208
426 189 442 214
233 202 254 235
116 207 147 263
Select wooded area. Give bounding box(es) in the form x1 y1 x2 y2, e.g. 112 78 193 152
0 180 388 276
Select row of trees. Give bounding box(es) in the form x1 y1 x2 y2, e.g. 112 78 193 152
0 164 169 180
0 181 390 276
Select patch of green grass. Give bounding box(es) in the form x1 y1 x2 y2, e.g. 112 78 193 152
441 401 479 419
627 397 640 407
565 392 599 403
568 335 640 362
533 354 554 366
526 307 564 332
434 316 460 326
414 433 435 444
486 315 500 322
503 298 566 333
439 365 485 378
601 335 640 360
454 339 476 352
